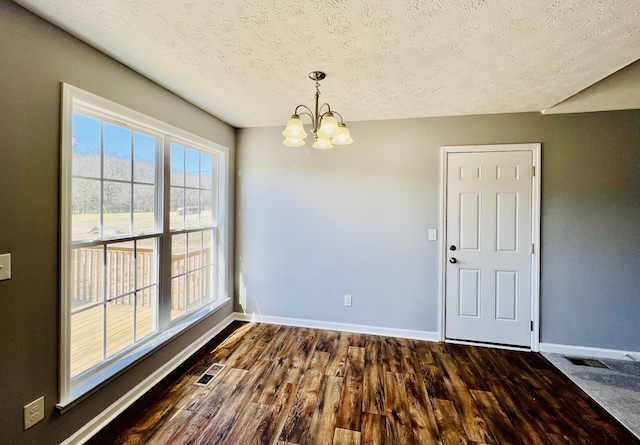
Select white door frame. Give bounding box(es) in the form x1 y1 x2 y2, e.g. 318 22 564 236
439 143 542 351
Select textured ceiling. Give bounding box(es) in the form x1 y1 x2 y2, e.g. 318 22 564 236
14 0 640 128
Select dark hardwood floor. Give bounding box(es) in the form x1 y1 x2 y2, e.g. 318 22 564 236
90 322 639 444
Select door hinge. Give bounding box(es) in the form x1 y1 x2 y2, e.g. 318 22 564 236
532 166 536 177
531 321 534 331
531 243 535 254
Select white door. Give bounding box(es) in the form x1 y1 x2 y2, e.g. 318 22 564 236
445 149 533 347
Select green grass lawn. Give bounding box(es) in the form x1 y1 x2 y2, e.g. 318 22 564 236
72 212 211 239
71 212 214 255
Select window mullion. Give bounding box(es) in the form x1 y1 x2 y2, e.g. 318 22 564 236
133 240 138 342
130 130 135 234
100 121 105 238
159 137 172 330
214 154 221 300
185 233 190 313
130 133 136 343
102 244 107 362
200 229 205 303
213 154 219 227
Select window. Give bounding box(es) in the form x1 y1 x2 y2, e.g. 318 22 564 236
169 144 218 320
59 84 229 405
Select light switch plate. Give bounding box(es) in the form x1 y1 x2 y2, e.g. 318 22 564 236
0 254 10 280
428 229 437 241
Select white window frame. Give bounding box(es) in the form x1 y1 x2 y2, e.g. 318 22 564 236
59 84 230 407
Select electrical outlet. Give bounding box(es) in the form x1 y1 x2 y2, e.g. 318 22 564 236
344 294 352 307
24 396 44 430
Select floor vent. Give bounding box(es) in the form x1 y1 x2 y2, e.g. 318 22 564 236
566 357 609 369
194 364 225 387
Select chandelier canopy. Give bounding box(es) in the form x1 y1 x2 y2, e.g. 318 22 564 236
282 71 353 149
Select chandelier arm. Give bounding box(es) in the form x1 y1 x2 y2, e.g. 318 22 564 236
294 105 314 119
297 111 314 124
329 110 345 124
319 109 342 121
318 103 332 115
293 106 316 139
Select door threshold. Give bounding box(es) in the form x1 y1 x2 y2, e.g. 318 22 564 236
445 338 531 352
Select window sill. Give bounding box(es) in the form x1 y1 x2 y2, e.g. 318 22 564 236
57 297 230 412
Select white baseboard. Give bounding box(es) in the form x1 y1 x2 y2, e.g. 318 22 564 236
234 312 441 343
61 312 237 445
540 342 640 361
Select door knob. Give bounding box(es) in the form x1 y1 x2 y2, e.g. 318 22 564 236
449 257 457 263
449 245 456 251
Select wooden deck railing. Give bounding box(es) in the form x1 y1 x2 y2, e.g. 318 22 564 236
70 245 215 376
71 246 212 311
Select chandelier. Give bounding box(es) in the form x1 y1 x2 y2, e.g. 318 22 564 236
282 71 354 149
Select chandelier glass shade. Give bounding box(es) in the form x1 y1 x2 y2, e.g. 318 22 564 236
282 71 353 149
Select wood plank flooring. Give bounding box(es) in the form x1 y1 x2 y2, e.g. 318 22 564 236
89 322 640 444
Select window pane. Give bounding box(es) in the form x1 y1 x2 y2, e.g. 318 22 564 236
71 247 104 311
103 181 131 235
134 237 157 340
188 231 203 270
71 178 100 242
171 234 187 277
217 269 225 303
70 305 103 377
133 132 156 184
217 248 226 302
187 269 201 311
185 148 200 188
217 171 225 225
203 230 214 267
202 230 216 302
185 189 200 228
201 266 213 301
72 114 101 178
200 190 213 227
170 187 184 230
133 184 155 234
136 285 157 340
136 238 156 289
106 297 134 358
171 276 186 320
170 143 184 186
201 153 213 189
171 232 188 321
104 123 132 181
107 242 135 299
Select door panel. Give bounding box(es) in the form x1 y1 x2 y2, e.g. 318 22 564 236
459 269 480 317
496 193 518 252
495 270 517 320
445 150 532 347
459 193 481 251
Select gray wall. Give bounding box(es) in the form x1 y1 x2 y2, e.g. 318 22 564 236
237 112 640 351
0 3 235 444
